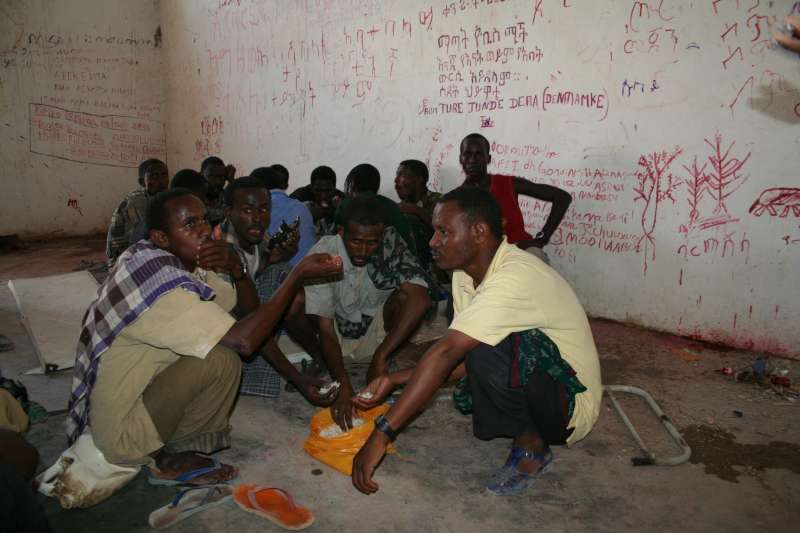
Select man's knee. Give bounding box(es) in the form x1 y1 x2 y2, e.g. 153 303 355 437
465 343 499 382
383 289 406 326
203 345 241 383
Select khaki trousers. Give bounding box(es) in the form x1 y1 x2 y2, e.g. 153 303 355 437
143 345 241 456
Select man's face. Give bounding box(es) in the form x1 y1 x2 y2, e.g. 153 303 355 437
459 138 491 180
203 164 227 198
227 187 271 247
311 178 335 206
394 164 423 202
430 201 476 271
144 164 169 196
341 222 384 267
159 195 212 270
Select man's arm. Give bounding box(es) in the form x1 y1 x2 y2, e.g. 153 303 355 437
197 241 259 317
316 315 357 429
513 177 572 247
261 338 335 406
219 254 341 356
352 329 480 494
231 274 259 316
368 282 431 380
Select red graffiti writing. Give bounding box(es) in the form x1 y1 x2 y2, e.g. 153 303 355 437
67 197 83 216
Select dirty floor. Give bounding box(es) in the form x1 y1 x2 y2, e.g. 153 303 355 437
1 238 798 532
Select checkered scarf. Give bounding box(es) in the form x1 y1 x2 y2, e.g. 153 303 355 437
66 240 216 445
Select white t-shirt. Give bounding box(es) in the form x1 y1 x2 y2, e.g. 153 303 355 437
242 247 260 279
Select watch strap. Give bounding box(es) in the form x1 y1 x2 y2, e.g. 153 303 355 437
374 414 398 441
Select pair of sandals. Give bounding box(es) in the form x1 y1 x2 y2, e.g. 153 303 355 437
148 459 313 530
149 483 314 530
487 447 554 496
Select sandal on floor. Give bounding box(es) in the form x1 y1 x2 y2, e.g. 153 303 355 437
233 484 314 530
487 448 554 496
149 484 233 529
148 457 237 487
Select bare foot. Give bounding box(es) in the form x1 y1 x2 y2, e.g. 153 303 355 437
149 451 238 485
515 455 547 475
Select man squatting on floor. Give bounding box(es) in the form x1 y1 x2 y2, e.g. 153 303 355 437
352 188 602 496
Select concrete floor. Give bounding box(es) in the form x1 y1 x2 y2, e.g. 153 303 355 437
1 237 799 532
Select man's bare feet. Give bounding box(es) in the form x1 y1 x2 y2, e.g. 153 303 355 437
149 451 238 485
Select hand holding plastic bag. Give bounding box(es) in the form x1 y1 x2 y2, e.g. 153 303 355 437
302 404 395 475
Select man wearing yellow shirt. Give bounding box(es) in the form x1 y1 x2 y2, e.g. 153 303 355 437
351 187 602 496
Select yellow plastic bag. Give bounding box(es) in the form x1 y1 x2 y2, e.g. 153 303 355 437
302 404 395 475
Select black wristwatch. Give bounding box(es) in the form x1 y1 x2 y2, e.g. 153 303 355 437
374 415 398 441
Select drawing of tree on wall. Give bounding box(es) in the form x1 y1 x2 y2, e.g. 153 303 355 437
681 156 708 232
680 134 751 234
707 134 750 213
633 147 683 275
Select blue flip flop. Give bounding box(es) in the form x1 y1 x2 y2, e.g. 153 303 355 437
148 458 236 487
487 448 554 496
148 484 233 529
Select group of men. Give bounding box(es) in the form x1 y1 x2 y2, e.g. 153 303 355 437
76 133 600 497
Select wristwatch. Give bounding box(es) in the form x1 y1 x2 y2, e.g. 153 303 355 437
534 231 549 245
374 415 398 441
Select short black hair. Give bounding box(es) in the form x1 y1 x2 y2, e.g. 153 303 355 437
138 158 166 186
340 195 384 232
439 187 503 240
170 169 208 194
269 164 289 184
146 188 195 233
310 165 336 185
399 159 429 183
250 166 284 190
460 133 491 155
223 176 269 207
345 163 380 195
201 156 224 172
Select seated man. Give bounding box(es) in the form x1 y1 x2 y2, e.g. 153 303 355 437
460 133 572 262
334 164 417 255
216 176 300 398
352 188 602 496
290 165 345 236
251 166 315 267
201 156 236 225
68 188 341 485
106 158 168 266
394 159 441 272
286 196 431 430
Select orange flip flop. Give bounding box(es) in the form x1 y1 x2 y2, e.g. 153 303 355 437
233 484 314 530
